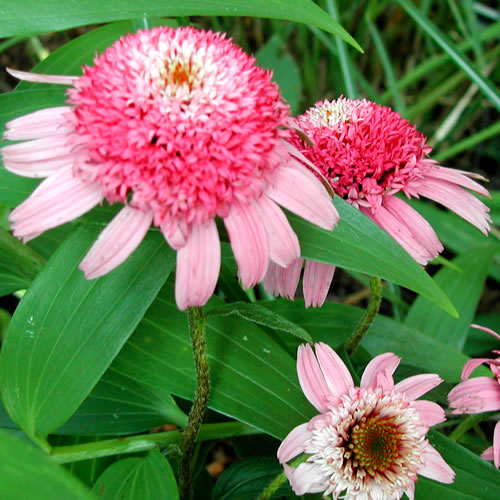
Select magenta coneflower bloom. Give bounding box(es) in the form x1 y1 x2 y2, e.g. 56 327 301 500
264 98 490 307
448 324 500 468
278 342 454 499
1 27 338 310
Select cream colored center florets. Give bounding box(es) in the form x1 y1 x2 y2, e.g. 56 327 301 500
306 98 368 127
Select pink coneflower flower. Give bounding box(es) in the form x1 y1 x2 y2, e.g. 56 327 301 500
278 342 454 499
1 27 338 310
448 324 500 468
264 98 490 307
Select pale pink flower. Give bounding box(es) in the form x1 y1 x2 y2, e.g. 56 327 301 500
278 342 454 499
448 324 500 468
264 98 490 307
1 27 338 310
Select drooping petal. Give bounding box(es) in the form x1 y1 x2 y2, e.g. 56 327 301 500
254 195 300 268
284 462 328 495
419 443 455 484
461 357 494 380
223 199 269 289
174 219 221 310
470 323 500 341
314 342 353 398
394 374 442 401
422 165 490 198
2 135 74 163
493 421 500 468
7 67 78 85
481 445 494 461
277 423 313 463
411 400 446 427
297 344 331 413
448 377 500 414
405 481 415 500
79 206 153 279
265 162 338 231
303 261 335 308
9 168 104 241
2 156 76 178
360 352 401 389
263 259 302 300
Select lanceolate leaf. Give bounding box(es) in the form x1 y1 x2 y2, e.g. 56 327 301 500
289 197 457 316
93 449 179 500
0 226 175 437
0 1 360 50
405 246 497 350
0 428 96 500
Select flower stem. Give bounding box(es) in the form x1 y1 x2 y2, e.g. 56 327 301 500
180 306 210 500
50 422 259 464
344 276 382 356
257 454 309 500
448 413 493 442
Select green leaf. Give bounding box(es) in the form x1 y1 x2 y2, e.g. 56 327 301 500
405 246 497 350
0 261 30 296
212 457 293 500
0 428 96 500
0 226 175 437
289 197 457 316
207 301 312 343
415 431 500 499
0 1 361 51
93 449 179 500
255 34 302 114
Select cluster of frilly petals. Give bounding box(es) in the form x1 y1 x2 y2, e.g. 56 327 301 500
1 27 338 309
264 98 491 307
448 325 500 468
278 342 454 499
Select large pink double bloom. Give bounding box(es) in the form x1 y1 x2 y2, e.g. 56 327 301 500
279 342 454 499
1 27 337 309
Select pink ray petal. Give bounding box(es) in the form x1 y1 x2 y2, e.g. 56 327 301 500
303 260 335 308
382 196 443 260
175 219 221 310
3 156 75 178
223 199 269 289
2 135 73 163
7 67 78 85
265 162 338 231
284 462 327 495
277 423 313 463
493 421 500 468
423 165 490 198
481 445 494 461
9 169 104 241
360 352 401 389
461 358 494 380
419 443 455 484
297 344 331 413
263 258 302 299
79 206 153 280
411 400 446 427
470 323 500 341
314 342 353 398
254 195 300 268
412 178 491 235
405 481 415 500
448 377 500 413
394 374 442 401
161 220 187 250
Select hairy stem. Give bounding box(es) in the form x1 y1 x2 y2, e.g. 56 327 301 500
344 276 382 356
179 306 210 500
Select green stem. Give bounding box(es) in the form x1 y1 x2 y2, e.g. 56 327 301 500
0 226 46 280
344 276 382 356
50 421 258 464
180 306 210 500
449 413 494 442
257 454 309 500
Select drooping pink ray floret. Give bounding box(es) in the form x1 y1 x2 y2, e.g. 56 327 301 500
448 324 500 468
279 342 454 499
2 27 338 309
264 98 491 307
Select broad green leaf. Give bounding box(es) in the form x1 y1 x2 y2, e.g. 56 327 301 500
255 34 302 113
289 197 457 316
0 428 96 500
0 261 30 296
415 431 500 499
0 226 175 437
0 1 361 51
93 449 179 500
212 457 293 500
102 282 314 439
405 246 497 350
207 301 312 343
262 300 488 382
